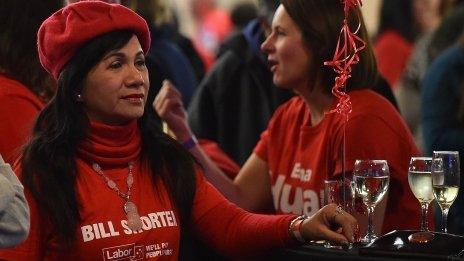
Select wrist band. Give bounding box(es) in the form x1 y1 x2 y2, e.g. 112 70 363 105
289 215 308 243
182 135 198 150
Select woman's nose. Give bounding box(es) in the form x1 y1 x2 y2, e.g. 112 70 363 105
261 35 273 54
125 66 145 87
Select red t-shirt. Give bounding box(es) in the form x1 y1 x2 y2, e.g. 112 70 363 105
0 121 294 260
254 90 422 233
0 75 44 164
374 30 413 88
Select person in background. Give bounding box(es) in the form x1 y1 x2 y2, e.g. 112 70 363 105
374 0 417 89
421 35 464 235
188 0 293 166
230 2 258 32
168 13 207 84
427 0 464 62
375 0 446 89
396 0 463 151
123 0 207 83
0 2 357 259
135 0 198 107
0 0 61 164
156 0 422 234
191 0 233 70
0 154 29 248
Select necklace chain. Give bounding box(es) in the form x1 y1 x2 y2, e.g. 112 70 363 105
92 161 143 231
92 162 134 201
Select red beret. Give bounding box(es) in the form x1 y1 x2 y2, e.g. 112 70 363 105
37 1 151 80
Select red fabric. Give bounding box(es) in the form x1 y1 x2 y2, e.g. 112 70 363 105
194 8 233 71
37 1 150 79
193 42 215 72
199 139 240 179
254 90 428 233
374 30 413 88
0 120 294 260
0 75 44 164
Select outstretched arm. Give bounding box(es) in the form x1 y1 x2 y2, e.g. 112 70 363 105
191 171 358 258
154 81 274 212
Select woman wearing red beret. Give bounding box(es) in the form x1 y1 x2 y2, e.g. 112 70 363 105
0 2 356 260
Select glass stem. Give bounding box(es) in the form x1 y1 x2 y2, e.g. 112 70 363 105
442 208 449 233
367 206 375 237
420 202 429 231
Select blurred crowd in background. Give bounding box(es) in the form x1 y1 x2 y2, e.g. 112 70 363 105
2 0 464 256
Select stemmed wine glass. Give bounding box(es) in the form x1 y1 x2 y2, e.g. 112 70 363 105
353 160 390 244
432 151 460 233
407 157 434 243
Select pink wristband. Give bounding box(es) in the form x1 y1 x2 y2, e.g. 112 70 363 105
182 135 198 150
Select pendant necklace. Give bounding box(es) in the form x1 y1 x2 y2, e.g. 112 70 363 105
92 161 143 231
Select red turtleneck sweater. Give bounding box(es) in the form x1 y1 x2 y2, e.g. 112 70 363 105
0 120 295 260
0 75 44 164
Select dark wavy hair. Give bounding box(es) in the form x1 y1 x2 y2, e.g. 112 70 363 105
0 0 60 101
280 0 377 93
21 30 196 246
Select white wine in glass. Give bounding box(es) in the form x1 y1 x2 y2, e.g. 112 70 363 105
409 170 434 204
407 157 434 243
431 151 460 233
353 159 390 244
433 185 459 210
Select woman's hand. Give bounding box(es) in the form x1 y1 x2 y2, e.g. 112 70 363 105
153 80 192 141
301 204 358 244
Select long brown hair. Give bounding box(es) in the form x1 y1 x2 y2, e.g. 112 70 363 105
280 0 377 93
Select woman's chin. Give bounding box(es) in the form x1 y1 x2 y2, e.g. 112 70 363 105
273 80 292 90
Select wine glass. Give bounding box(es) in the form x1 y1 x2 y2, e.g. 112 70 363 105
324 179 355 212
353 160 390 244
323 179 355 248
407 157 434 243
431 151 460 233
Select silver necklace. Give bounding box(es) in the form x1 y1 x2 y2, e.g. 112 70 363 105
92 161 143 231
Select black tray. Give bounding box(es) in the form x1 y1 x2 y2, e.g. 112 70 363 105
358 230 464 260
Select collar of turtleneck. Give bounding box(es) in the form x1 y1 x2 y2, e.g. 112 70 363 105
77 120 141 168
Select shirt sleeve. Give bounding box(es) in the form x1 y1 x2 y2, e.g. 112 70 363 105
253 129 270 162
0 164 50 260
0 156 30 248
190 171 295 258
